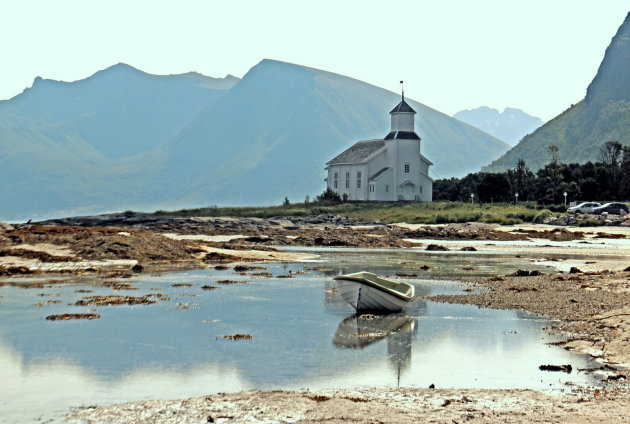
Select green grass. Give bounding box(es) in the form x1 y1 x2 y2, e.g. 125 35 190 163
154 201 551 225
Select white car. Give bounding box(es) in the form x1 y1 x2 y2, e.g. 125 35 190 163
567 202 601 214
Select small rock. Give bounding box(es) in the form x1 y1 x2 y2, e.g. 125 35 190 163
569 267 582 274
0 222 15 231
539 364 572 373
426 244 449 251
131 264 144 273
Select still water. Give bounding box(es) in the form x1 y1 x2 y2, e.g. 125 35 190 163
0 250 597 422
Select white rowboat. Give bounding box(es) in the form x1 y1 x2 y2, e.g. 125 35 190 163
334 272 415 313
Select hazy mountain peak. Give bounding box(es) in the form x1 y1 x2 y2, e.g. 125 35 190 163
453 106 543 147
484 10 630 172
585 11 630 107
246 58 318 78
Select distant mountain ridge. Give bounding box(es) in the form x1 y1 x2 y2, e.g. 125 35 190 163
0 60 507 220
485 11 630 172
0 64 239 159
453 107 543 147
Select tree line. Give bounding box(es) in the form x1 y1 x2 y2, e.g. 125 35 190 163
433 141 630 205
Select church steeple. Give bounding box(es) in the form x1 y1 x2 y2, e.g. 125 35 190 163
385 82 420 140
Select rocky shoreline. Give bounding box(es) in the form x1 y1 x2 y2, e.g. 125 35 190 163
2 214 630 422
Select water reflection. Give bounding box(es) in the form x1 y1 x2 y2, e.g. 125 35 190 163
0 342 248 423
297 248 557 278
333 312 416 386
0 252 602 422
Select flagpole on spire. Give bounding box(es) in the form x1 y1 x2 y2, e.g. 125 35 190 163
400 80 404 101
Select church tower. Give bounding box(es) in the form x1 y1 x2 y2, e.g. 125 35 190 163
385 89 421 140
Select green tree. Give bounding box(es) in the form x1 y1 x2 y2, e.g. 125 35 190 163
599 141 623 198
506 159 535 201
620 146 630 199
476 173 510 203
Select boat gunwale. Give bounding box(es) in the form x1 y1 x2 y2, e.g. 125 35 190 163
334 273 415 302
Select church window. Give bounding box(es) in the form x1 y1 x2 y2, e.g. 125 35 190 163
385 185 389 192
419 185 423 193
404 163 410 173
333 172 338 189
356 171 361 188
345 172 350 188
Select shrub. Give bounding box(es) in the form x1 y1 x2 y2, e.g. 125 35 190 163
577 218 602 227
533 210 552 223
498 218 523 225
315 188 341 202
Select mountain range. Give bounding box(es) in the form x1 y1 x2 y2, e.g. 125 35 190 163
0 60 508 220
453 107 543 147
485 11 630 172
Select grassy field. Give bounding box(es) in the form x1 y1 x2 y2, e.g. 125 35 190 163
155 201 553 225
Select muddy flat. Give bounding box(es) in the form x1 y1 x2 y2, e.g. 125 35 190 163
2 214 630 422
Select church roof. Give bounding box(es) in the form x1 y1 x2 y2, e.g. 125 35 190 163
384 131 421 140
389 99 416 114
326 139 385 165
369 167 391 180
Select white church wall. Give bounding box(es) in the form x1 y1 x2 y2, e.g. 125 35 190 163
395 140 422 201
391 112 414 132
372 169 393 201
420 175 433 202
419 158 430 176
328 164 368 200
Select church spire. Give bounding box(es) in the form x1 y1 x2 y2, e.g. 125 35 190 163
384 81 420 140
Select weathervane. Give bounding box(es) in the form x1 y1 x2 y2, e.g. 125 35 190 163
400 80 404 101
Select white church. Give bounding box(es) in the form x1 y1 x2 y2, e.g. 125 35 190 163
325 93 433 201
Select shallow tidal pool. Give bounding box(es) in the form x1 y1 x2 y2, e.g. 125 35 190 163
0 250 597 422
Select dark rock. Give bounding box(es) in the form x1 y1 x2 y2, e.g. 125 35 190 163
46 313 101 321
539 364 572 373
426 244 449 251
0 222 15 231
460 246 477 251
0 266 33 276
244 236 269 243
569 267 582 274
131 264 144 273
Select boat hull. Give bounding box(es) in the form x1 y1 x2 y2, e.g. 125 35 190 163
336 279 411 312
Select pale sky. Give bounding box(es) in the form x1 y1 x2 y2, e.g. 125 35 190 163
1 1 628 121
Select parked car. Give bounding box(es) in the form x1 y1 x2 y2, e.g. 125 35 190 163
567 202 601 214
592 202 629 215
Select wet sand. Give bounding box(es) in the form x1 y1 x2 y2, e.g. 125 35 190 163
68 386 630 423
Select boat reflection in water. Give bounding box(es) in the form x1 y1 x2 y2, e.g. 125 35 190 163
333 312 417 385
